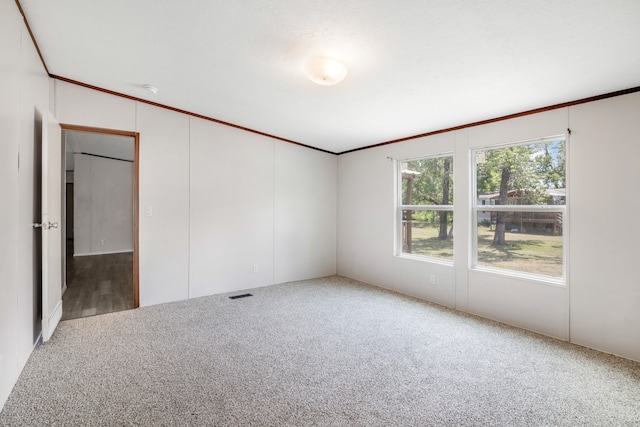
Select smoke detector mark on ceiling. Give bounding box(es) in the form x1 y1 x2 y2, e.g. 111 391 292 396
142 84 158 94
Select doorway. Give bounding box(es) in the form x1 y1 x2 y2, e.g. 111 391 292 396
60 125 139 320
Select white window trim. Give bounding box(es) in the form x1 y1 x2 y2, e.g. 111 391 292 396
395 153 454 263
470 136 567 284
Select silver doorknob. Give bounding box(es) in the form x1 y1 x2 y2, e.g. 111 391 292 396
33 222 58 230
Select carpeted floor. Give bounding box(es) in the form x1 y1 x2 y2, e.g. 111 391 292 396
1 276 639 426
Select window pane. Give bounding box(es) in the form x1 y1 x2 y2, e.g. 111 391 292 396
476 138 565 206
476 211 563 277
401 156 453 205
401 210 453 260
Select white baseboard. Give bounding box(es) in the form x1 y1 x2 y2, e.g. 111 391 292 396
42 300 63 342
33 332 42 350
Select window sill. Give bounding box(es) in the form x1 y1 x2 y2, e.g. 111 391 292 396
395 253 454 267
470 265 566 287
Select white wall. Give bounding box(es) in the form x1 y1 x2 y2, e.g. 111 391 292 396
0 1 22 410
569 92 640 361
0 1 50 411
338 131 459 307
73 154 134 256
16 13 50 373
337 146 396 290
189 117 275 297
274 142 337 284
54 80 338 308
338 94 640 362
137 102 191 305
55 80 136 131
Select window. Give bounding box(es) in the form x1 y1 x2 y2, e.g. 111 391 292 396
473 136 566 280
397 154 453 261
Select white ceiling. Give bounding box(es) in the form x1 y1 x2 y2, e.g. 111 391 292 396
20 0 640 154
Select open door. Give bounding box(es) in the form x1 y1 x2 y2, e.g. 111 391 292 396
35 111 63 342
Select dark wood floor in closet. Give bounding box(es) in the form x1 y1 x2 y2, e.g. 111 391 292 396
62 240 134 321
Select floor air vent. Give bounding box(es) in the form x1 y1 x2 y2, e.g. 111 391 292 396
229 293 253 300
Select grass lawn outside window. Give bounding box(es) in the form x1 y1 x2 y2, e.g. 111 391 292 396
476 225 563 278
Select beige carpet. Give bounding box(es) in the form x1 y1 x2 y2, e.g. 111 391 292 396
1 276 639 426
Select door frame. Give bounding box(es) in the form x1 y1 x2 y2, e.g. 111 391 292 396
61 124 140 308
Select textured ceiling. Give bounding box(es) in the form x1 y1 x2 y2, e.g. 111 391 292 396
19 0 640 154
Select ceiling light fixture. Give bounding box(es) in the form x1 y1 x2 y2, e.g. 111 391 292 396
305 58 348 86
143 84 159 94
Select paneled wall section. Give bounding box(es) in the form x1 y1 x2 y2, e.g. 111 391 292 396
337 95 640 362
1 1 51 411
73 154 134 256
54 80 338 308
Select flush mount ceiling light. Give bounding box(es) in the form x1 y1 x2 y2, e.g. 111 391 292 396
305 58 348 86
142 84 158 94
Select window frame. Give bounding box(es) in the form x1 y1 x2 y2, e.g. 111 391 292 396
471 135 567 284
395 153 454 264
